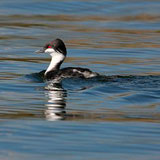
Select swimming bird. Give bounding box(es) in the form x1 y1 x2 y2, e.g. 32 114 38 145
36 38 98 82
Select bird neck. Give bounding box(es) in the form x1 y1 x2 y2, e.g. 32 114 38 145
45 53 65 75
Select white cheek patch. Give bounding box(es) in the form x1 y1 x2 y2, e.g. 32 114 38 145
45 51 65 74
45 48 55 54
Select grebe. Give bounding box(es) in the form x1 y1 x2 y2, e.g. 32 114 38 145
36 38 98 82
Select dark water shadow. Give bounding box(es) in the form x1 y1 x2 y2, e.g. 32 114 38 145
23 72 160 121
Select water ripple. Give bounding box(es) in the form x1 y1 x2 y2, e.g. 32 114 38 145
0 0 160 159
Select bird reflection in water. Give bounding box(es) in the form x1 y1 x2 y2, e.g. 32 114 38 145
44 82 67 121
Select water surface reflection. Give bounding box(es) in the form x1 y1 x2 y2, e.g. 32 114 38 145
44 83 66 121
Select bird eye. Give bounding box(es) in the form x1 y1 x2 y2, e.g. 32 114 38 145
44 43 54 49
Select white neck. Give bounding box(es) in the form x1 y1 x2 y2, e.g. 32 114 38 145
45 51 65 75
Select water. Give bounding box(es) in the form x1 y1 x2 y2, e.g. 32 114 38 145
0 0 160 159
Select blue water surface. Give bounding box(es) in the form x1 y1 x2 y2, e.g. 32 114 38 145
0 0 160 160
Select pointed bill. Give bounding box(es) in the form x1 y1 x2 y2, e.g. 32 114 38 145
35 48 45 53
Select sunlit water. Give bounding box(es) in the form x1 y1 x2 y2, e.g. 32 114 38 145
0 0 160 159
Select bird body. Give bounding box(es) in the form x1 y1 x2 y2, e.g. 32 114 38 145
36 39 98 82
